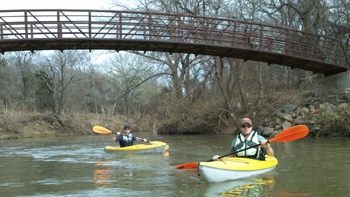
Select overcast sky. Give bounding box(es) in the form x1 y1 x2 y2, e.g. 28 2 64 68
0 0 115 10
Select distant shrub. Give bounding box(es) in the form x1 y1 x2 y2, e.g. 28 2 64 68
312 106 350 136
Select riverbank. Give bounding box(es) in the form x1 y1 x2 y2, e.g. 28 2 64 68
1 90 349 140
0 112 142 140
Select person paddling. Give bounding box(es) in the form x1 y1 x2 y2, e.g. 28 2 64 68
111 125 147 147
212 118 274 161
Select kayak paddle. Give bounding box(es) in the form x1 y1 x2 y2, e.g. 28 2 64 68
93 126 116 134
92 125 162 147
174 125 309 169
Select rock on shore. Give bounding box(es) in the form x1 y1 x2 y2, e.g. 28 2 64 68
258 88 350 137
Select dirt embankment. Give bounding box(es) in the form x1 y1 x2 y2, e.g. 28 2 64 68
0 112 137 140
2 90 347 139
157 90 311 135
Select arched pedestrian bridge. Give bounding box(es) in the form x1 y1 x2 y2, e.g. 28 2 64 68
1 9 349 76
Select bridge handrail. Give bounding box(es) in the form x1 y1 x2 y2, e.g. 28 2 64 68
0 9 349 68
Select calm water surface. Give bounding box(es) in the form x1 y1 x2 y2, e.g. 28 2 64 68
1 132 350 197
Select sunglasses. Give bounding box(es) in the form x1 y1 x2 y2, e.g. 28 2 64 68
124 129 130 130
241 125 252 128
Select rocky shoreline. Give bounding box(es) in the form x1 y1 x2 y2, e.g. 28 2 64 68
258 88 350 137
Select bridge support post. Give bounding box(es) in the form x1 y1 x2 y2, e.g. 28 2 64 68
314 71 350 97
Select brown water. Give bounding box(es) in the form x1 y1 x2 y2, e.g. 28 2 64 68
1 133 350 196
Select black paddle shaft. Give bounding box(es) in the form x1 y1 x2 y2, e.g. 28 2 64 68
211 141 270 161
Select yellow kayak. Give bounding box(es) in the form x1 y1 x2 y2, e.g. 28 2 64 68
198 156 278 182
105 141 169 154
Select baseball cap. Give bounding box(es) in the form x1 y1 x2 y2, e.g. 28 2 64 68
240 118 252 126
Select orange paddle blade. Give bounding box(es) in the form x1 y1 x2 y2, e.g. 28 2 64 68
269 125 309 143
148 141 170 150
148 141 159 145
148 141 155 145
164 144 170 151
175 163 198 169
93 126 113 134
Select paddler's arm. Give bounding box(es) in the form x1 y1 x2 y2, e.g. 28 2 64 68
260 140 274 156
211 153 235 161
212 141 237 161
135 137 147 142
111 132 121 142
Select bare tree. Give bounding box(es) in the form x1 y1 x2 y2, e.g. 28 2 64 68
35 50 80 115
0 54 12 111
111 0 227 17
326 0 350 51
103 52 166 119
12 52 36 100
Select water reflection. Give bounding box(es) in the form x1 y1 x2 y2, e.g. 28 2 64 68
201 177 276 197
163 151 169 159
94 161 112 188
93 150 170 189
200 176 312 197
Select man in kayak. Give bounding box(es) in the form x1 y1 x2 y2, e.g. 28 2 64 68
212 118 274 161
111 125 147 147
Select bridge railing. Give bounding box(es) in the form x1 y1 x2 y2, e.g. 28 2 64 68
0 9 349 68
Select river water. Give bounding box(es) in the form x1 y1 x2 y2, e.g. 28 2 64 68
1 132 350 197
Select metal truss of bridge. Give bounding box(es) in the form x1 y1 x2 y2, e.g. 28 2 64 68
1 9 349 76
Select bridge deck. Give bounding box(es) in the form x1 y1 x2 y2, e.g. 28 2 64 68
0 10 349 76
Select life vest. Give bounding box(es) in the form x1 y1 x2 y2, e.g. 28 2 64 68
234 130 265 160
119 133 134 147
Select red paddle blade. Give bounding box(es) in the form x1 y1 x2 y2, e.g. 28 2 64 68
174 163 198 169
93 126 113 134
269 125 309 143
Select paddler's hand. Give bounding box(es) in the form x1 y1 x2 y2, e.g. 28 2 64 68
212 155 220 161
142 138 148 142
111 132 121 143
261 140 274 156
260 140 271 149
